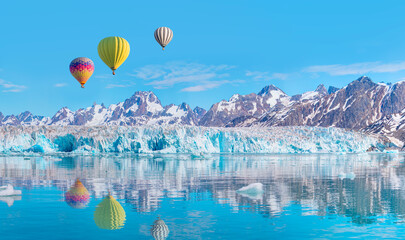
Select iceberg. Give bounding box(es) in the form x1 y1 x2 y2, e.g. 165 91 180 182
0 184 22 196
236 183 264 200
0 125 384 154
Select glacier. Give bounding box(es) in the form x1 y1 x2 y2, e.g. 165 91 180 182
0 126 385 154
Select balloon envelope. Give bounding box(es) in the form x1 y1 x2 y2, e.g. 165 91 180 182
97 36 130 75
94 195 126 230
69 57 94 88
154 27 173 50
151 217 169 240
65 179 90 209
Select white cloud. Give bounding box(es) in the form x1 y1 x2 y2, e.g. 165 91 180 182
106 84 133 89
246 71 289 81
303 61 405 76
181 80 244 92
54 83 67 87
95 74 114 79
181 80 226 92
131 62 235 89
0 79 26 92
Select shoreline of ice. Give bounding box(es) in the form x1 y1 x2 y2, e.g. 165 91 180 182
0 125 388 154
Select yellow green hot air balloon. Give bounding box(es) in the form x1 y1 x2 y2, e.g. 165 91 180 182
97 36 130 75
94 195 126 230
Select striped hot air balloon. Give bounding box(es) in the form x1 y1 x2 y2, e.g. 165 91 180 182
154 27 173 50
151 217 170 240
98 36 130 75
69 58 94 88
65 179 90 209
94 195 126 230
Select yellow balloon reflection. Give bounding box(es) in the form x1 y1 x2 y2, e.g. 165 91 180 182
94 195 126 230
65 179 90 209
151 216 170 240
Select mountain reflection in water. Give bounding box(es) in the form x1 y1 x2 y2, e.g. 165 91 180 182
0 153 405 227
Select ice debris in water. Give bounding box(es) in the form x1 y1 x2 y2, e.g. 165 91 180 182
0 184 22 196
0 125 383 154
338 172 356 180
236 183 264 200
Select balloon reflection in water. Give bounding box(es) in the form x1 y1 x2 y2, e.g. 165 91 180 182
151 216 169 240
94 195 126 230
65 179 90 209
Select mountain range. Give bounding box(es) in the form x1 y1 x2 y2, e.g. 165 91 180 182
0 76 404 148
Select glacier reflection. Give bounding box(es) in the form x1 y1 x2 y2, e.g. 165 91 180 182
0 154 405 225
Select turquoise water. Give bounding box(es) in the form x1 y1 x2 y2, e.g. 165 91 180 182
1 153 405 239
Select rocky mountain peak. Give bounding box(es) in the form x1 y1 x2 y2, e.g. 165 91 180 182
193 107 207 119
315 84 328 95
257 84 283 97
179 102 192 111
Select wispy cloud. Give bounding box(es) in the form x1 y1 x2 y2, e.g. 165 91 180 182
106 84 133 89
303 61 405 76
95 74 114 79
0 79 26 92
246 71 289 81
131 62 235 90
181 80 242 92
54 83 67 87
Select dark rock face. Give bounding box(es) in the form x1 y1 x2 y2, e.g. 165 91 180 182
193 107 207 120
328 86 340 94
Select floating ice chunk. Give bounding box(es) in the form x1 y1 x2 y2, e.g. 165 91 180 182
346 172 356 179
384 149 399 154
0 185 22 196
338 172 356 180
191 152 212 159
236 183 264 200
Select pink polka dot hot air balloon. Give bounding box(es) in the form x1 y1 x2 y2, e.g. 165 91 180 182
69 57 94 88
65 179 90 209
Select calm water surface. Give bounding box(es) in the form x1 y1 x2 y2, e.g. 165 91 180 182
1 153 405 239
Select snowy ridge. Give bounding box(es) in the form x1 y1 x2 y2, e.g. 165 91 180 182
0 126 382 154
0 76 404 148
363 108 405 147
199 85 291 126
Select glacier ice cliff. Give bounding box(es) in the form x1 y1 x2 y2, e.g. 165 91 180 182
0 126 384 154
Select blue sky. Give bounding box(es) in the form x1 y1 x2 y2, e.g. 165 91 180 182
1 0 405 116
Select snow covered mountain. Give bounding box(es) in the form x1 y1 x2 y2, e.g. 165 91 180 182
229 77 405 147
0 76 404 148
363 108 405 148
0 91 203 127
199 85 290 126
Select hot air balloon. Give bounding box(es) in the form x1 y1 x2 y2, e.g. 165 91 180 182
154 27 173 50
97 36 130 75
151 217 170 240
65 179 90 209
94 194 126 230
69 57 94 88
